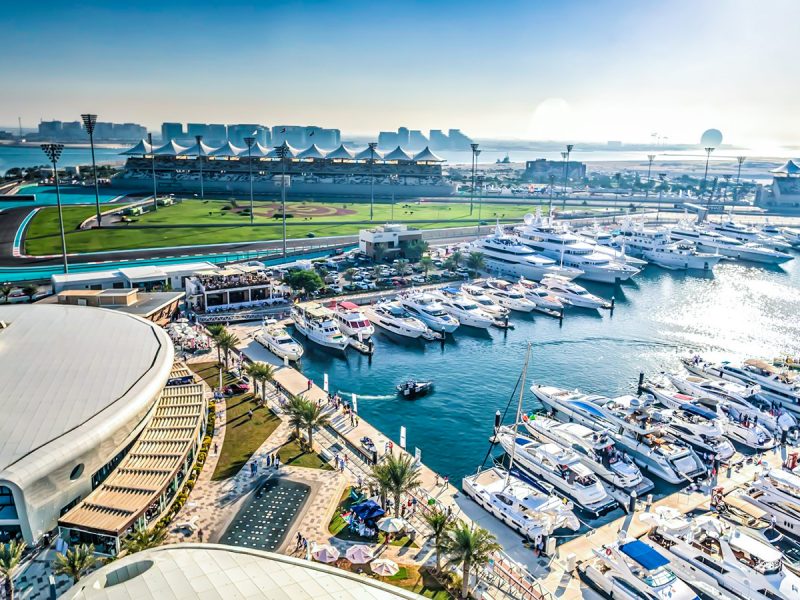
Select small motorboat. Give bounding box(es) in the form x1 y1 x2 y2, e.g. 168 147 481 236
396 380 433 399
360 436 376 454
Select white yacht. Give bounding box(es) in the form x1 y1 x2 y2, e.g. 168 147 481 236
652 403 737 462
576 226 649 268
484 279 537 312
739 471 800 539
644 509 800 600
615 222 723 270
539 275 609 309
522 415 654 499
362 301 430 339
327 301 375 339
291 303 349 351
516 278 564 311
669 223 793 264
706 217 793 251
580 537 700 600
399 292 460 333
495 426 618 515
469 224 583 282
532 386 706 484
432 289 495 328
514 212 641 283
777 226 800 247
255 322 304 362
460 285 510 319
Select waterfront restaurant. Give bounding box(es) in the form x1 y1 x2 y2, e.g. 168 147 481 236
359 223 423 259
184 264 290 312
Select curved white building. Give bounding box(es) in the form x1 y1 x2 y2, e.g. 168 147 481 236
0 304 174 544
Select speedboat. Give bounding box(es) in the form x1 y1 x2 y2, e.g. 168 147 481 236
532 385 707 484
362 301 430 339
522 415 654 499
516 278 564 311
643 508 800 600
432 289 495 328
580 537 700 600
399 293 460 333
484 279 537 312
669 223 793 265
396 380 433 399
495 426 618 515
539 275 609 309
460 284 510 319
469 223 583 282
255 322 304 361
327 301 375 339
291 303 349 351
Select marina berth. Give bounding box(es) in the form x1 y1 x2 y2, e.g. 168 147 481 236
255 321 304 362
291 302 349 351
539 274 609 309
327 300 375 339
398 292 460 333
361 301 431 339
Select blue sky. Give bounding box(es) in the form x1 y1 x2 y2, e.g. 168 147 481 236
3 0 799 147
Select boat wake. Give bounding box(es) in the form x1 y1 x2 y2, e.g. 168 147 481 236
336 390 395 401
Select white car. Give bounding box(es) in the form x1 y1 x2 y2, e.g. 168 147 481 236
411 275 426 284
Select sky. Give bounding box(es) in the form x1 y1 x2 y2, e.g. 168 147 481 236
3 0 799 148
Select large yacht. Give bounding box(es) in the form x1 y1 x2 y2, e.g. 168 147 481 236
291 303 349 351
514 212 640 283
576 226 648 268
532 385 706 484
460 285 510 319
705 217 793 250
495 426 618 516
255 321 304 362
516 278 564 311
615 221 723 271
644 509 800 600
580 537 700 600
651 403 737 462
432 289 495 328
522 415 654 500
469 224 583 282
484 279 537 312
539 275 609 309
327 301 375 339
399 292 460 333
739 470 800 539
669 223 793 264
362 301 430 339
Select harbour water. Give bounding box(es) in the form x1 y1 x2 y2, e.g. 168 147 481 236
0 145 125 175
294 259 800 488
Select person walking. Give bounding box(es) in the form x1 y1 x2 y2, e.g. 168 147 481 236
307 379 312 391
198 528 204 542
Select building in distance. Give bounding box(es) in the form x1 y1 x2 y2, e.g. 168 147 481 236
522 158 587 183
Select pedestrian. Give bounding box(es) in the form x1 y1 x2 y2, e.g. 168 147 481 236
275 456 281 469
296 532 302 549
198 528 204 542
213 442 218 455
344 454 349 465
435 474 440 486
302 537 308 551
411 497 417 514
356 416 359 426
248 409 253 420
443 475 449 487
267 454 272 467
357 475 363 489
307 379 312 391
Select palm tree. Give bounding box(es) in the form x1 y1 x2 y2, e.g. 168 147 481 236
465 252 485 275
0 284 12 304
449 250 463 267
443 521 501 599
298 399 330 448
370 454 421 517
395 259 411 276
206 324 225 366
419 256 433 278
343 268 357 282
22 284 39 301
423 507 452 573
53 543 97 584
0 539 25 600
216 331 240 370
246 362 275 403
285 394 308 441
122 525 167 555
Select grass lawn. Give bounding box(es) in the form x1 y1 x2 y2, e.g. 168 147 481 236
188 362 282 480
23 198 561 255
328 487 417 548
386 565 451 599
276 438 333 470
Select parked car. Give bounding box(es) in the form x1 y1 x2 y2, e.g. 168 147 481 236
224 382 250 395
411 275 426 284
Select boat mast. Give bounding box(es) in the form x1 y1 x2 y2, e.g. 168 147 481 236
504 342 531 488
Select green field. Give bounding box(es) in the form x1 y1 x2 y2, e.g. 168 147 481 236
23 198 554 255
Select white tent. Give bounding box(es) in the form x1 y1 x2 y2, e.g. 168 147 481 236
297 144 327 159
152 140 189 156
325 144 356 159
266 142 300 158
121 139 153 155
178 140 215 157
354 146 384 161
412 147 444 162
242 142 271 157
771 159 800 175
382 146 413 161
209 141 245 157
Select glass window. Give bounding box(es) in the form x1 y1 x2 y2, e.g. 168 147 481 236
0 486 18 520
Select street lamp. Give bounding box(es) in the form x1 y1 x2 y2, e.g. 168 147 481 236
147 132 158 211
645 154 656 200
702 146 715 204
561 144 573 210
735 156 746 202
657 173 667 222
470 143 479 215
41 143 69 273
477 174 485 223
80 113 102 227
274 143 290 258
244 136 255 225
195 135 205 200
368 142 378 221
389 174 398 222
548 173 556 216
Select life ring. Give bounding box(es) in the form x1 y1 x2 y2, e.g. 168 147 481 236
522 414 529 422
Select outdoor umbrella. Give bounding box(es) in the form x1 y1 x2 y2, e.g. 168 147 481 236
345 544 374 564
371 558 399 577
377 517 407 533
311 543 341 563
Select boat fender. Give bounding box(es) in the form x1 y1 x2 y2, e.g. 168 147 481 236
605 548 612 556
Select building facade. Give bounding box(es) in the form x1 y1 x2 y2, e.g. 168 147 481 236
522 158 587 183
359 224 423 258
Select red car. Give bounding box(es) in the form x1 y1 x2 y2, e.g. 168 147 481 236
224 382 250 395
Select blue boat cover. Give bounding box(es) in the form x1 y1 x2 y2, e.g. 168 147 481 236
680 403 717 421
619 540 669 570
351 500 385 522
442 287 460 294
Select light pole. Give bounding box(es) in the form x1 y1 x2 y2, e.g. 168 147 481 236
477 174 485 223
561 144 573 210
548 174 555 216
196 134 205 200
274 143 289 258
41 143 69 273
645 154 656 200
702 146 715 204
657 173 667 222
735 156 746 202
244 136 255 225
389 174 398 222
147 132 158 211
470 143 479 215
80 113 102 227
368 142 377 221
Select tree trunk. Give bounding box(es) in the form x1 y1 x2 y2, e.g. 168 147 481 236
461 558 470 599
435 540 442 573
5 577 14 600
307 426 313 449
394 492 401 517
216 345 222 367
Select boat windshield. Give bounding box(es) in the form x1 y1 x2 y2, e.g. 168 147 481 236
642 566 676 587
277 336 294 345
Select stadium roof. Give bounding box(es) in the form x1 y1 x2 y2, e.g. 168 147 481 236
0 304 172 473
178 140 215 157
121 139 152 155
354 146 384 160
245 142 271 157
209 140 245 157
152 140 188 156
326 144 356 159
297 143 327 159
771 159 800 175
267 142 302 158
383 146 414 161
63 545 424 599
413 147 444 162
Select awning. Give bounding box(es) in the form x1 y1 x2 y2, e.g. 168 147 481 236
771 159 800 175
412 147 444 162
243 142 271 157
297 144 327 159
383 146 413 161
325 144 356 159
354 146 384 160
619 540 669 570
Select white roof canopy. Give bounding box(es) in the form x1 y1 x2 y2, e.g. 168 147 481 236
121 139 153 155
413 147 444 162
152 140 189 156
325 144 356 159
178 140 215 157
243 142 271 157
771 159 800 175
297 144 327 159
266 142 300 158
209 141 245 157
354 146 384 160
383 146 413 161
